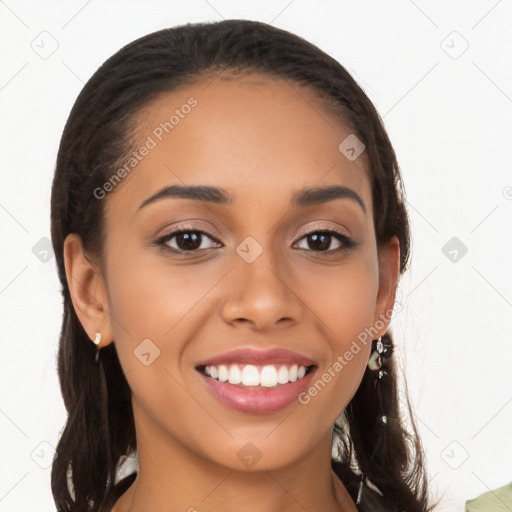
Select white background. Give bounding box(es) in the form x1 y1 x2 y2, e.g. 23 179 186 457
1 1 511 510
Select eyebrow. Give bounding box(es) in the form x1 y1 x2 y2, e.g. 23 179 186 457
138 184 366 213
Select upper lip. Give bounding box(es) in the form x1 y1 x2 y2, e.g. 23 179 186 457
195 347 317 368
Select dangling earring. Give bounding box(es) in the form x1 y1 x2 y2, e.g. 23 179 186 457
356 336 393 505
349 336 392 504
93 332 101 363
367 336 391 379
367 336 392 424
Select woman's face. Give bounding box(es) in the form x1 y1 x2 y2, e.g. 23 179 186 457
86 74 398 470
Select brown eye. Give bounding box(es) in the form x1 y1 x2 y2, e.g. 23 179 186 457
156 228 221 252
294 229 355 253
173 232 203 251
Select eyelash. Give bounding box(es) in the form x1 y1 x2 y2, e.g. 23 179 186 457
153 224 357 255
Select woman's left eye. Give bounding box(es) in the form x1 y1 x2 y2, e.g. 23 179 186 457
294 229 356 253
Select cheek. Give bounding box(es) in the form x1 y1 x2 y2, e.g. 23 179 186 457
103 252 203 422
297 254 378 411
106 248 217 341
104 245 227 388
302 254 379 346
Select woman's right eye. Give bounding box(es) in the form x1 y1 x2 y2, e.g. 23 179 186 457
154 228 222 253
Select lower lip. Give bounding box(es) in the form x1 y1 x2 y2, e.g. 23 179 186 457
198 368 316 414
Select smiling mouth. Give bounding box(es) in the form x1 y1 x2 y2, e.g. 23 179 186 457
196 363 316 389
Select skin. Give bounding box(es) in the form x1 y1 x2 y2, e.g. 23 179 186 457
64 73 400 512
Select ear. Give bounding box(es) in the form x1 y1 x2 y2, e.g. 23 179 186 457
374 235 401 336
63 233 114 348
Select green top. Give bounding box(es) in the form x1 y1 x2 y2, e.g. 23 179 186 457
465 482 512 512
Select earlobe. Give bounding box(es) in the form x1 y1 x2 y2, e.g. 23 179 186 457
374 235 401 335
62 233 114 348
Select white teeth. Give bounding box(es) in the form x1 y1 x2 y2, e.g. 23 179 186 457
289 364 298 382
241 365 259 386
228 365 242 385
203 363 310 387
260 365 278 387
277 365 289 384
218 365 229 382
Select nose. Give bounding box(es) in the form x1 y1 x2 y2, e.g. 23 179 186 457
220 243 303 331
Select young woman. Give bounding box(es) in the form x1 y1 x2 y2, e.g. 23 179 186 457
50 19 435 512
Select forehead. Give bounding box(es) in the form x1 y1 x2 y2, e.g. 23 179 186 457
105 73 372 218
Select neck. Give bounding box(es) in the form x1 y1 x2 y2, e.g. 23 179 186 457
112 406 357 512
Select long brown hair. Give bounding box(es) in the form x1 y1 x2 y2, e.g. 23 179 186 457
50 19 434 511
